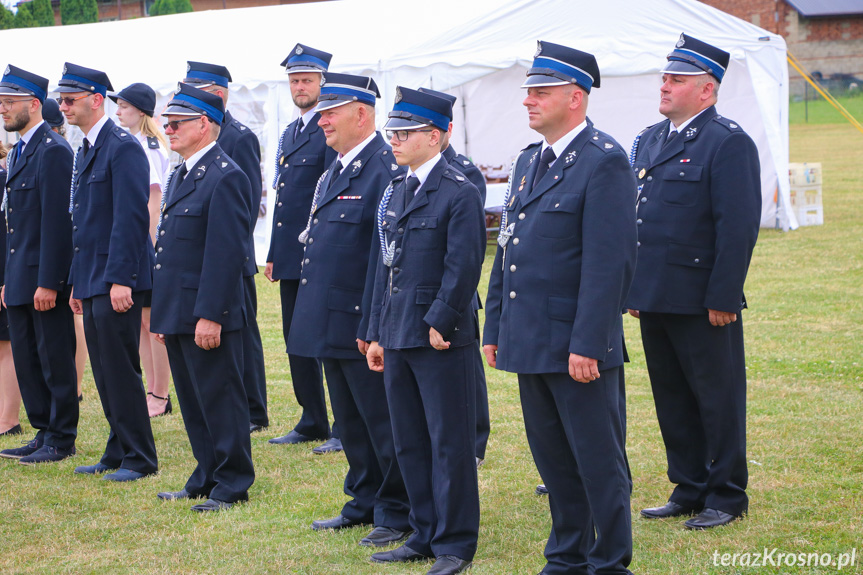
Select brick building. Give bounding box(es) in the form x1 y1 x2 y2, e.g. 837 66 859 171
701 0 863 98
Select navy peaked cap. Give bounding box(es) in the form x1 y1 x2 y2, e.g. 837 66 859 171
522 41 600 93
417 87 457 106
663 33 730 82
314 72 379 112
281 43 332 73
164 83 225 124
386 86 453 131
109 83 157 117
57 62 113 96
42 98 65 127
184 61 232 88
0 65 49 103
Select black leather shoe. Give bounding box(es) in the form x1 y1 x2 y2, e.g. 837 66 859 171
75 462 116 475
0 424 22 437
640 501 701 519
370 544 433 563
311 514 368 531
359 526 411 547
157 488 206 501
312 437 343 454
268 430 322 445
18 445 75 464
427 555 472 574
684 508 742 530
191 498 234 512
535 484 548 495
249 422 267 433
0 437 42 459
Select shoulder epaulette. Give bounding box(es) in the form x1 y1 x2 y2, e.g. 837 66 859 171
588 131 617 153
713 115 742 132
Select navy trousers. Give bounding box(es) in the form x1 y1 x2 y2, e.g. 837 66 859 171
242 274 268 427
165 330 254 502
279 279 332 439
383 345 479 561
7 293 78 449
321 357 409 529
639 312 748 516
83 294 157 474
471 340 490 460
519 369 632 575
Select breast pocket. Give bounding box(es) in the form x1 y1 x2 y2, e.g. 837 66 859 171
10 176 39 211
289 154 325 187
661 164 703 207
174 204 204 241
536 193 581 239
326 203 364 247
407 216 440 251
87 170 111 205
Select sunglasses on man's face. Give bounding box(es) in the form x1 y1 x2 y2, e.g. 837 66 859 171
163 117 202 131
55 94 92 106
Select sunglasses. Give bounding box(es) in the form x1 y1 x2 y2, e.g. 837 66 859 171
163 117 202 131
386 129 433 142
55 94 92 106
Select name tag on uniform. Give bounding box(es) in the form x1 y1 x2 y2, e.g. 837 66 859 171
386 210 397 217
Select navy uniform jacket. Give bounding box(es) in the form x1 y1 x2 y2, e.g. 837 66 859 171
443 145 486 204
4 123 74 306
218 110 261 277
150 144 251 335
69 118 152 299
267 113 336 280
367 156 485 350
483 121 638 374
625 106 761 315
289 133 403 359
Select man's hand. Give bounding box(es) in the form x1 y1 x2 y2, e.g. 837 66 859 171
429 327 451 351
357 339 369 356
366 341 384 372
483 344 498 368
34 287 58 312
708 309 737 327
0 285 5 309
569 353 600 383
627 309 640 319
110 284 133 313
195 318 222 350
264 262 276 282
69 288 83 315
154 333 166 345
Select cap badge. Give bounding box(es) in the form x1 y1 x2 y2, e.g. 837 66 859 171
3 65 9 76
319 75 326 87
176 82 183 94
676 34 685 48
394 87 402 104
63 64 68 75
296 45 303 55
534 41 542 59
187 63 191 72
352 159 362 172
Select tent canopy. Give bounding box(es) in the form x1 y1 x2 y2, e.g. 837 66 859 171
0 0 793 257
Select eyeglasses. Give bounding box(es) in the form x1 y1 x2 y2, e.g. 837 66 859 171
386 129 433 142
55 94 92 107
0 98 34 109
163 117 202 131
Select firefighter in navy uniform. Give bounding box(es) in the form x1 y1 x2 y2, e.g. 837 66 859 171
627 34 761 530
482 42 637 575
182 62 268 433
266 44 340 452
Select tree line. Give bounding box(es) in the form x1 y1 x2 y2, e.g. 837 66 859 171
0 0 192 29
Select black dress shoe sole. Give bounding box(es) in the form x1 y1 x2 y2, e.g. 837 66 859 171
359 529 411 547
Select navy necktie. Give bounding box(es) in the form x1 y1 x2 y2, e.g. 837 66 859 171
663 129 678 149
294 118 304 141
327 160 343 191
403 175 420 210
533 146 556 188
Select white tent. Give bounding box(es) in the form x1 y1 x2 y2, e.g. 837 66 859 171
0 0 793 263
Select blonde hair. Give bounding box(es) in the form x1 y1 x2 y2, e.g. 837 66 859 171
0 142 9 161
141 115 168 150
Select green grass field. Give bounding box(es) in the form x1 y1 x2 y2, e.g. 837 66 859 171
789 95 863 125
1 123 861 574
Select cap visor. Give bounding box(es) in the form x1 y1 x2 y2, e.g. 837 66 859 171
520 74 570 88
286 66 324 74
55 85 90 93
384 117 429 130
313 99 352 113
661 61 708 76
0 86 33 97
163 104 203 116
182 80 215 89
